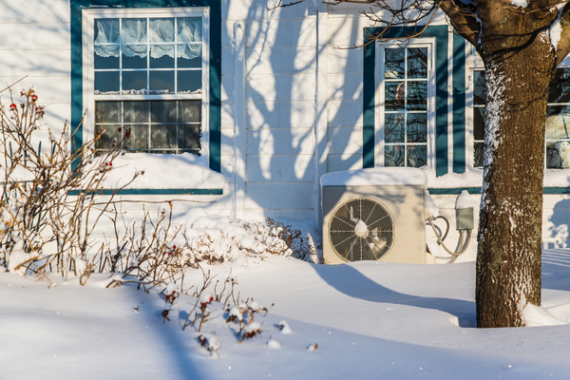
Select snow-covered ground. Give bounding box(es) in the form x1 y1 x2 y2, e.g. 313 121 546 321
3 249 570 379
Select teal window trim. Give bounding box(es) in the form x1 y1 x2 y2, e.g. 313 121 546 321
70 0 222 195
452 34 466 173
363 25 449 176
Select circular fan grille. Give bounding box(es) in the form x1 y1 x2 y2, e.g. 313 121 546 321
329 197 394 262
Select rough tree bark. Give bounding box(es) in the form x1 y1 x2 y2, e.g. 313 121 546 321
440 0 570 327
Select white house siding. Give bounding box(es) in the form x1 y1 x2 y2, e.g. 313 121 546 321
225 0 319 221
325 13 367 173
0 0 71 152
1 1 570 258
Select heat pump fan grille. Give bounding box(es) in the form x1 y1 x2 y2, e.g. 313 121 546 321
329 197 394 262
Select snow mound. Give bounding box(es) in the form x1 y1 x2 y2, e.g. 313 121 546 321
267 339 281 349
522 303 569 327
278 320 293 334
100 153 225 189
455 190 477 210
168 211 295 264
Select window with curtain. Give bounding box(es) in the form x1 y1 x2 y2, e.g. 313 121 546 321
472 69 570 169
93 16 205 154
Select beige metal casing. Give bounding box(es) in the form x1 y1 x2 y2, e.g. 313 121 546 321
322 185 426 264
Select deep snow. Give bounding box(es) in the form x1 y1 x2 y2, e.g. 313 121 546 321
2 249 570 379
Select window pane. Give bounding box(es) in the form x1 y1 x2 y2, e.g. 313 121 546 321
95 101 121 124
385 114 405 143
123 71 147 92
474 107 485 141
178 124 201 150
407 113 427 142
407 145 427 167
151 125 177 149
150 71 174 94
123 101 149 123
151 101 177 123
150 18 174 43
548 69 570 104
546 106 570 140
122 19 147 43
123 125 149 150
385 145 405 167
177 18 202 43
474 142 484 168
179 100 201 122
473 71 486 105
95 19 119 43
95 71 120 93
123 45 147 68
95 124 118 150
407 81 427 111
385 82 405 111
407 48 427 79
546 142 570 169
150 45 175 68
177 44 202 68
177 70 202 93
384 48 405 79
95 45 120 69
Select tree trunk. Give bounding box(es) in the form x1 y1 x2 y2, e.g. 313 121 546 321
476 22 556 327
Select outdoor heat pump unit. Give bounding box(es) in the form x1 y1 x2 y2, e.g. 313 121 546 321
321 168 427 264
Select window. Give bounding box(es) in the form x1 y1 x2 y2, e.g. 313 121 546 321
85 9 209 156
378 45 431 168
472 68 570 169
472 70 485 168
546 69 570 169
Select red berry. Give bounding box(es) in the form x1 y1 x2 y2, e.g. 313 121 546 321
172 245 176 249
31 95 38 101
118 127 122 132
108 162 112 167
9 104 16 110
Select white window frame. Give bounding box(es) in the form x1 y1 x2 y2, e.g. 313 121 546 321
82 7 210 160
374 39 436 170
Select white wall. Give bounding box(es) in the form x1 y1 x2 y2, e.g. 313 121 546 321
1 1 570 257
223 0 320 221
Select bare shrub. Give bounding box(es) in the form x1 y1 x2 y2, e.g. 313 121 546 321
0 88 141 281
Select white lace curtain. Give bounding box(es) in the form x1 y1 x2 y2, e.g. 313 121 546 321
94 18 202 60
